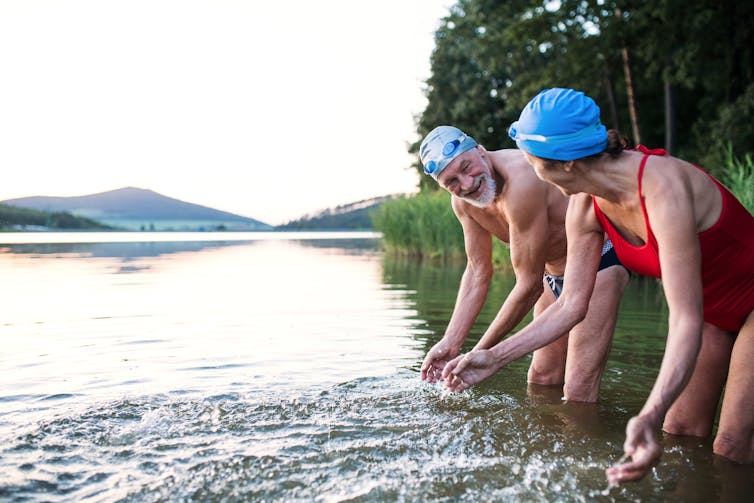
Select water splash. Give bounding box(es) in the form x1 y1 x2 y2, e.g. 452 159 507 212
2 372 748 502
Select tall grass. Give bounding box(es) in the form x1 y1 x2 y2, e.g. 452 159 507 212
371 191 463 259
371 191 511 265
721 145 754 214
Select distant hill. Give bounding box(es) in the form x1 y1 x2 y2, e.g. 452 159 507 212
278 195 398 230
2 187 272 231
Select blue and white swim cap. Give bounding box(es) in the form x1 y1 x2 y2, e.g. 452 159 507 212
420 125 478 179
508 88 607 161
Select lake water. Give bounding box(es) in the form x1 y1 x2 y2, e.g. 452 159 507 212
1 232 752 502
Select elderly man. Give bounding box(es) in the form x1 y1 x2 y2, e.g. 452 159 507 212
418 125 628 402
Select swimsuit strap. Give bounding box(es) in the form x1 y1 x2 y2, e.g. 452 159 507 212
637 149 663 248
635 144 668 221
635 144 668 156
637 153 648 201
594 145 666 246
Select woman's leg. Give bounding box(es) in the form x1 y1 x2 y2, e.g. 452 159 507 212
663 322 733 437
714 311 754 463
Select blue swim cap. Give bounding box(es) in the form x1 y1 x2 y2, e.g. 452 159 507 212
508 88 607 161
420 125 478 179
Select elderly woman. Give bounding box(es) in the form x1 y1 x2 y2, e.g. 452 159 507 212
442 88 754 483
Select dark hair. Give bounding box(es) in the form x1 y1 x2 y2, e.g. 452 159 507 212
605 129 630 157
580 129 630 162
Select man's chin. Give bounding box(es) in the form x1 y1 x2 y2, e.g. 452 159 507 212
460 198 483 208
460 192 495 208
459 174 497 208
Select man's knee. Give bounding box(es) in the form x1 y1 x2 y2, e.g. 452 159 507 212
528 342 567 385
563 370 602 403
713 430 754 464
527 363 564 386
663 417 713 438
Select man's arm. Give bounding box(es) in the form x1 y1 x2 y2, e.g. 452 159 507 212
420 197 493 381
472 177 550 350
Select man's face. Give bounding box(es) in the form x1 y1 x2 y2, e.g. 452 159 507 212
437 148 497 208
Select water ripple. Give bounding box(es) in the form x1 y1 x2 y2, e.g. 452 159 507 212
4 371 747 502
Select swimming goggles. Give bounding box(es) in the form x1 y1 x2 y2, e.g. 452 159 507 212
423 133 469 175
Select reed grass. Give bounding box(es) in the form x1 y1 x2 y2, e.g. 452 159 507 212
371 191 511 265
721 145 754 214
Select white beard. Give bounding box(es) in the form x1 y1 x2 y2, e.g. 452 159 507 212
460 173 497 208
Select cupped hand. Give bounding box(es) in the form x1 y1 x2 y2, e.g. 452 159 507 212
420 339 460 383
441 349 501 392
605 415 662 484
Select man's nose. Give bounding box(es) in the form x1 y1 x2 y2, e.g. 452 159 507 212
458 172 475 191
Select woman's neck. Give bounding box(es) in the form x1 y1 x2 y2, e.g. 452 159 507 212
575 151 639 204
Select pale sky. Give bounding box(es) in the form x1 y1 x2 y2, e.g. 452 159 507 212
0 0 452 225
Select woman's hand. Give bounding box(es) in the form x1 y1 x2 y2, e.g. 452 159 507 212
606 415 662 484
441 349 502 392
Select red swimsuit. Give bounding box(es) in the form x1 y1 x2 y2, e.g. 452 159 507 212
592 146 754 332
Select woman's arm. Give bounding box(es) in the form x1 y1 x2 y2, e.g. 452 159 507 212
608 164 704 483
472 176 550 350
443 194 605 390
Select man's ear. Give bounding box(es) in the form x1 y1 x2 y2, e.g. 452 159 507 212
563 160 575 172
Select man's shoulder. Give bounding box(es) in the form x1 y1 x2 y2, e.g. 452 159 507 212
497 162 547 198
489 150 536 180
488 148 525 166
498 169 562 221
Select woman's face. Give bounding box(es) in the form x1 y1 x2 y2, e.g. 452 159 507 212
521 152 550 180
521 151 574 195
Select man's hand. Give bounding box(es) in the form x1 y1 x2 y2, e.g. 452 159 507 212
441 349 501 392
420 339 460 383
605 415 662 484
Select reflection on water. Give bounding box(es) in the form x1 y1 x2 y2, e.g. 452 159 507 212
1 233 752 502
0 234 417 400
1 240 252 259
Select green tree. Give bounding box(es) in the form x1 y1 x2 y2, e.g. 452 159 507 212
413 0 754 183
395 0 754 256
696 83 754 174
413 0 542 190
